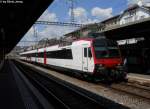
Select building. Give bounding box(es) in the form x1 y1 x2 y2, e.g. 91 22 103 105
64 1 150 43
120 4 150 25
64 23 104 40
101 15 120 28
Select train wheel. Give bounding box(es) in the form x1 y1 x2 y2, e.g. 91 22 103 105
146 69 150 74
82 74 88 78
82 74 93 81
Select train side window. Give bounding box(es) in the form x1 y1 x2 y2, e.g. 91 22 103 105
88 48 92 58
84 48 87 57
46 49 73 59
36 53 38 57
39 52 44 57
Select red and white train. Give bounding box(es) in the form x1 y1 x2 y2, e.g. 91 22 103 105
20 38 126 81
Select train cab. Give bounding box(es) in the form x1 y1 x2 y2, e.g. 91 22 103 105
91 38 125 80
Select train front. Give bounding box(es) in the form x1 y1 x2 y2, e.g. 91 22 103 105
92 38 126 81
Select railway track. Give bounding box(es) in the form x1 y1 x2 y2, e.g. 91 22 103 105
14 60 150 109
110 82 150 100
14 61 109 109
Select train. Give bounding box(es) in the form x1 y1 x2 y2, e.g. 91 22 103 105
19 38 126 81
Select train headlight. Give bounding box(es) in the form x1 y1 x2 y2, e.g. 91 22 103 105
95 64 105 72
99 64 103 67
117 63 121 66
116 64 124 70
98 64 105 70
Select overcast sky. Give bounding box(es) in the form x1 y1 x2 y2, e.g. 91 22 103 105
18 0 150 46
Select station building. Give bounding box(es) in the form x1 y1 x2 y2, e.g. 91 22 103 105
65 2 150 42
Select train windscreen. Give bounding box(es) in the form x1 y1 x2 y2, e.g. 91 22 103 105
93 39 120 58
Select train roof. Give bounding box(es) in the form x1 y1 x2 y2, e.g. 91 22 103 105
20 38 112 54
20 49 37 55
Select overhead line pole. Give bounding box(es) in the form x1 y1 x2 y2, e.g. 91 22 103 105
70 0 75 23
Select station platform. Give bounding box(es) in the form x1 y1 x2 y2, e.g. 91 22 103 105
0 60 46 109
0 60 26 109
127 73 150 87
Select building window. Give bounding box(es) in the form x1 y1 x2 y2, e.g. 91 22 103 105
129 10 136 16
140 15 145 19
124 16 133 23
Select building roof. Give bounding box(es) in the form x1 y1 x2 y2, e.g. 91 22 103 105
123 4 150 13
101 15 120 23
119 4 150 20
124 4 140 12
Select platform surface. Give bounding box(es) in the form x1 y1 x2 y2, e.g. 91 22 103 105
0 61 26 109
127 73 150 87
127 73 150 80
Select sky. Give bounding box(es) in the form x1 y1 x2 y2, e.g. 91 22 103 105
18 0 150 46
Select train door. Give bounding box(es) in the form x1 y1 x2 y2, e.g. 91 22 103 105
35 49 38 62
44 49 47 64
87 47 93 72
82 48 88 72
82 47 94 72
